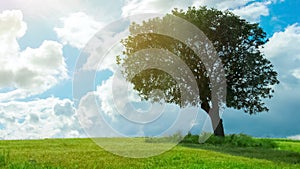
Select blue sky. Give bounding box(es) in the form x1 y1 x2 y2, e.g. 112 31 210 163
0 0 299 140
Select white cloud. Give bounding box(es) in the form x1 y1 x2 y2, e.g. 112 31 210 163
194 0 277 23
56 0 281 71
81 29 129 71
75 69 203 137
193 0 252 10
54 12 104 49
95 72 141 118
262 24 300 82
288 134 300 140
0 0 124 23
263 24 300 60
292 69 300 80
0 97 83 140
0 10 68 101
0 0 88 21
122 0 194 17
258 24 300 138
76 72 143 136
122 0 277 23
0 10 26 59
231 1 270 23
76 91 122 137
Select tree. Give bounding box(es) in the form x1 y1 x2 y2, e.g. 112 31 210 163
117 6 279 137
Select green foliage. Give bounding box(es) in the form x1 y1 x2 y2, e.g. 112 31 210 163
145 132 277 149
145 131 184 143
119 6 279 115
181 133 277 148
223 134 277 148
179 132 199 144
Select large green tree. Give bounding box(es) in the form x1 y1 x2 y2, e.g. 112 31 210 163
117 6 279 136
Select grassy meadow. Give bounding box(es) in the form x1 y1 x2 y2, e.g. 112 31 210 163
0 134 300 169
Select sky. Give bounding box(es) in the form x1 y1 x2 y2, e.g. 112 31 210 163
0 0 299 140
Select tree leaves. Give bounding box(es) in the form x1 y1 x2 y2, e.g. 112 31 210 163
118 6 279 115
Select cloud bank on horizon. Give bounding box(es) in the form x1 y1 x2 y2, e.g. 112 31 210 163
0 0 299 140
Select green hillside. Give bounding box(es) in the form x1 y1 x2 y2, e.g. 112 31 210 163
0 136 299 169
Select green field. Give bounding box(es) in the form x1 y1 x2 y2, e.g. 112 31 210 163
0 136 300 169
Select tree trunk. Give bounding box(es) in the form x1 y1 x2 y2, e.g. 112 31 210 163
201 101 225 137
211 117 225 137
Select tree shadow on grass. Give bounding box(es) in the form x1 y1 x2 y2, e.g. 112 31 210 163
180 143 300 165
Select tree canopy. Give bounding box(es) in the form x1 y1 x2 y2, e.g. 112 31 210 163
117 6 279 136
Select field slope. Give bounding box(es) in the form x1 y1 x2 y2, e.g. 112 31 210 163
0 137 300 169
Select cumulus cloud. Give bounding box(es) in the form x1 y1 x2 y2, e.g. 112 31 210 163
0 10 67 101
262 24 300 83
122 0 195 17
288 134 300 140
193 0 252 10
80 29 128 71
0 0 124 23
122 0 279 23
0 97 83 140
0 10 26 59
57 1 281 71
231 1 270 23
55 12 104 49
76 72 146 137
263 24 300 59
75 70 204 137
195 0 277 23
0 0 88 21
292 69 300 80
76 91 122 137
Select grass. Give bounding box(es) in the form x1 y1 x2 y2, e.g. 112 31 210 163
274 139 300 153
0 135 299 168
